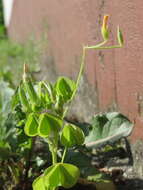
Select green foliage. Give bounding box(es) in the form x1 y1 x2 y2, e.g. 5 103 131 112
33 176 46 190
85 112 133 148
0 80 50 189
44 163 79 188
18 84 31 112
55 77 76 102
24 113 38 136
38 113 63 137
13 68 133 189
12 68 83 189
11 15 128 190
61 124 85 147
0 81 19 187
0 38 41 85
33 163 80 190
24 79 40 105
0 80 14 149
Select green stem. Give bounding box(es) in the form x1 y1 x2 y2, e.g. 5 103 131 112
72 40 107 101
87 40 107 48
85 44 122 49
62 41 107 118
72 46 86 98
47 138 58 165
61 147 67 163
62 45 86 118
51 149 57 165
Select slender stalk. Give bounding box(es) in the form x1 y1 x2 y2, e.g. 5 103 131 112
72 46 86 98
62 40 107 118
71 40 107 102
86 40 107 48
47 138 58 165
62 45 86 118
67 40 122 108
51 149 57 165
85 45 122 49
61 147 67 163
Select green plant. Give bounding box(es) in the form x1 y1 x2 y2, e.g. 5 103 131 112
12 15 131 190
0 38 42 86
85 112 133 148
0 80 15 152
0 80 50 190
0 2 41 86
0 80 19 189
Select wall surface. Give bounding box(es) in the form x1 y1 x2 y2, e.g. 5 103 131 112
8 0 143 143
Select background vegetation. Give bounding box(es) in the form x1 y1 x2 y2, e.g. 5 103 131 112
0 1 42 86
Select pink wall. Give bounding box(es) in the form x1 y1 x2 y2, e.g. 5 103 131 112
8 0 143 142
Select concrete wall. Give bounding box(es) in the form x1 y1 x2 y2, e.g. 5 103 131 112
8 0 143 143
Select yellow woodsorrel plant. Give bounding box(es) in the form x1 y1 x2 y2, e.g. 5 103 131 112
15 15 124 190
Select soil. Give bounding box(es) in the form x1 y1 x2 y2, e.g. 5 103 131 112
106 158 143 190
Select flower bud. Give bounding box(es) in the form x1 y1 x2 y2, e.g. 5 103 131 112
117 26 124 46
101 15 109 41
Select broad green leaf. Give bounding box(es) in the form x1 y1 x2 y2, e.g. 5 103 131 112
38 113 63 137
44 163 80 188
61 124 85 147
55 77 76 102
85 112 133 148
24 113 38 136
33 175 46 190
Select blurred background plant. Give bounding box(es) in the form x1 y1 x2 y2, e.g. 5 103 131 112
0 80 52 190
0 3 49 189
0 1 44 87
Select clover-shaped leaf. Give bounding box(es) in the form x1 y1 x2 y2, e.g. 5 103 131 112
38 113 63 137
24 113 38 136
61 124 85 147
55 77 76 102
44 163 80 188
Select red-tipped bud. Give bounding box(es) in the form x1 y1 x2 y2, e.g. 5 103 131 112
101 15 109 41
